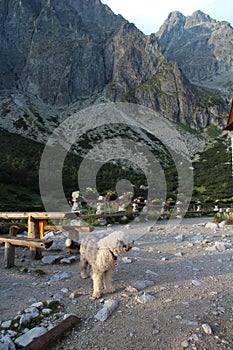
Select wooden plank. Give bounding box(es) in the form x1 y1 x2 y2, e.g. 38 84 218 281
0 212 29 220
0 212 76 220
44 225 94 232
31 212 68 220
0 236 53 249
22 315 80 350
0 223 94 232
0 210 136 222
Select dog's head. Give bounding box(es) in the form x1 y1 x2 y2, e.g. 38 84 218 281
98 230 134 256
110 238 134 257
117 239 134 252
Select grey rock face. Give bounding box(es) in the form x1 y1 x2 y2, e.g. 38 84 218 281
156 10 233 93
0 1 230 136
0 0 125 105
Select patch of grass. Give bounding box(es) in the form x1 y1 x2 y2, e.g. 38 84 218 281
192 136 233 201
43 300 61 313
34 268 46 276
21 267 28 273
26 315 44 329
206 125 223 138
49 248 62 253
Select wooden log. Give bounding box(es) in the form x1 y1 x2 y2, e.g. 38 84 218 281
22 315 80 350
0 236 53 268
0 236 53 249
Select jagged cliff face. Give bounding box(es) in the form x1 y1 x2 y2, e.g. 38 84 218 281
0 1 230 138
1 0 170 107
0 0 125 105
156 10 233 94
0 0 172 107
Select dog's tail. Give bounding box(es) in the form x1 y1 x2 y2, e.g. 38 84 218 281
65 238 80 254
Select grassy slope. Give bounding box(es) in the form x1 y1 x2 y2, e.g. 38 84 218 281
0 127 232 211
0 129 44 211
192 134 233 202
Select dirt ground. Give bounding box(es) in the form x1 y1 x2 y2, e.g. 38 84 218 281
0 217 233 350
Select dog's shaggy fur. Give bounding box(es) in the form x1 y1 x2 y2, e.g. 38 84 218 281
80 231 134 299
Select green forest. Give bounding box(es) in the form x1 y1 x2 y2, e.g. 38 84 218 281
0 126 233 212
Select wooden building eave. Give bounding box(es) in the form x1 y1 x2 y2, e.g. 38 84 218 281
223 98 233 131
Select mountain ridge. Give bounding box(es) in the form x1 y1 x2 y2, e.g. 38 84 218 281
0 1 231 139
156 10 233 94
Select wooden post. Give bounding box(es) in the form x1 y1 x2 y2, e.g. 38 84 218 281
28 216 42 260
39 220 46 239
4 225 18 268
4 242 15 268
9 225 19 236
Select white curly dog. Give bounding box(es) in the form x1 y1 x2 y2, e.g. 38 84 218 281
80 231 134 299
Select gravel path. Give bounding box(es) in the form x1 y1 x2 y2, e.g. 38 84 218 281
0 217 233 350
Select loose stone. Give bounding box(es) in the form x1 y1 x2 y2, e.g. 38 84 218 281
132 280 155 290
49 271 71 282
136 292 156 304
191 279 202 286
181 340 189 348
175 234 185 242
202 323 213 335
14 327 47 348
94 300 119 322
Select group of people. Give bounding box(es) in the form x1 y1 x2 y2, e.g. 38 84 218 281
68 190 224 220
68 190 146 215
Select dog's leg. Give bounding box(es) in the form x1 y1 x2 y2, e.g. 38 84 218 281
92 271 103 299
103 267 116 294
80 256 89 279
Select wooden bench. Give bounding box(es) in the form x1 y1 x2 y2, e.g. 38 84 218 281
0 212 94 241
0 232 53 268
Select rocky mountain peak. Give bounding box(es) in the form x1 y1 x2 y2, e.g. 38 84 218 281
157 11 185 34
0 0 231 138
156 10 233 94
186 10 213 26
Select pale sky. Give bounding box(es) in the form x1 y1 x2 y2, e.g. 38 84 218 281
102 0 233 34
